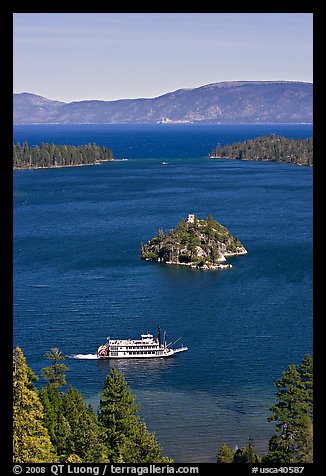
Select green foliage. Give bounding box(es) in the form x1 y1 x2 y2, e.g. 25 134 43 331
235 438 261 463
264 353 313 463
216 438 261 463
13 347 57 463
140 214 246 267
216 443 235 463
211 135 313 166
14 348 172 463
98 368 172 463
295 414 313 463
298 353 313 414
13 141 113 169
40 382 108 463
60 386 108 462
66 454 83 463
41 348 69 389
40 352 107 463
39 385 65 448
97 367 144 461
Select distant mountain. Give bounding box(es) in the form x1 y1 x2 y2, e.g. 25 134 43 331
13 93 65 124
13 81 312 124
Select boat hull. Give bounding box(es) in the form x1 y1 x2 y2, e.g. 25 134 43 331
97 346 188 359
96 330 188 359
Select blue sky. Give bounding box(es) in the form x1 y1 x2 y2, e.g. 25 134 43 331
13 13 313 102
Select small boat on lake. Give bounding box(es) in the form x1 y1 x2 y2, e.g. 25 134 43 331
97 326 188 359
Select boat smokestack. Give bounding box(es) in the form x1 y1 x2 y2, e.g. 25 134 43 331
158 325 161 346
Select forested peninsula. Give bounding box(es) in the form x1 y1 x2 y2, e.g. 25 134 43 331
210 135 313 166
141 214 247 270
13 142 114 169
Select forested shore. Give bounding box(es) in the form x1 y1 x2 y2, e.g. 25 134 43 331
210 135 313 166
13 142 114 169
13 347 171 463
13 348 313 464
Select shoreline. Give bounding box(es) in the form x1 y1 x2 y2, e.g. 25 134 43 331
143 249 247 270
143 257 233 270
13 159 117 171
208 155 313 167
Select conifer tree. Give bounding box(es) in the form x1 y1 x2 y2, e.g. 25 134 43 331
216 443 235 463
246 436 260 463
39 347 70 460
264 354 313 463
122 421 172 463
40 350 107 462
232 438 261 463
98 368 172 463
39 385 67 451
295 414 313 463
41 348 69 389
61 386 108 462
13 347 57 463
98 368 141 461
298 353 313 415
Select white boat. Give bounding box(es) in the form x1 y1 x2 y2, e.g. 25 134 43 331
97 326 188 359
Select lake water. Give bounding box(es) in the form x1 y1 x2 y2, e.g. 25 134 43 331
13 124 313 462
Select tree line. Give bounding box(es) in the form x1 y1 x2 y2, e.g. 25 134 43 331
13 347 171 463
210 135 313 166
13 348 313 463
13 142 114 169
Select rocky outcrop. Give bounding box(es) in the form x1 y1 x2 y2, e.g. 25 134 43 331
140 214 247 270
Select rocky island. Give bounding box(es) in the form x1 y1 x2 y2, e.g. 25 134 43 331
140 214 247 270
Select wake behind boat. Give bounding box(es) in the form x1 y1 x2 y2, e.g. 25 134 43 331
97 326 188 359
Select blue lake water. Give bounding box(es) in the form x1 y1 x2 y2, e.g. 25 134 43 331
13 124 313 462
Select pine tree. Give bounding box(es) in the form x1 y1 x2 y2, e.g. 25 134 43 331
264 354 313 463
295 414 313 463
41 348 69 389
246 437 260 463
122 421 172 463
39 351 72 462
40 352 107 463
39 385 67 450
98 368 139 461
216 443 235 463
268 364 306 451
13 347 57 463
98 368 172 463
61 386 108 462
298 353 313 415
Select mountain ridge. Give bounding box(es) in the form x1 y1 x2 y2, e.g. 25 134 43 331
13 81 312 124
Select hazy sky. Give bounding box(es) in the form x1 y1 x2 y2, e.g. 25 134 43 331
13 13 313 102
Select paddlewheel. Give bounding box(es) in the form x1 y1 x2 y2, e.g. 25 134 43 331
97 345 108 358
